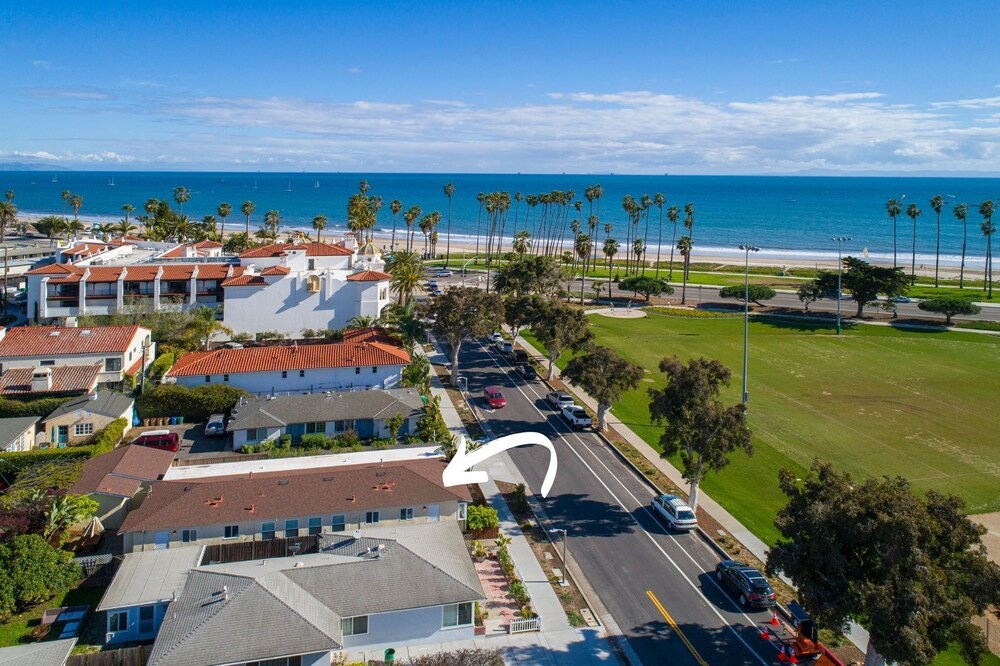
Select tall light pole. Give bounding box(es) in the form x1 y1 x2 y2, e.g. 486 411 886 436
831 237 852 335
739 245 760 405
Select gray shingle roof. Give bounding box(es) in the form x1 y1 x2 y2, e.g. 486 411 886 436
45 390 134 421
229 388 423 431
98 547 203 611
0 638 77 666
0 415 39 449
148 522 483 666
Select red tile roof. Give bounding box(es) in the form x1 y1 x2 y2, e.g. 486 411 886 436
119 458 469 533
159 241 226 258
166 330 409 377
63 243 109 257
261 266 290 276
0 364 101 395
347 270 391 282
220 274 268 287
28 264 77 275
195 240 222 249
70 444 176 497
240 242 353 258
29 263 244 284
0 325 146 357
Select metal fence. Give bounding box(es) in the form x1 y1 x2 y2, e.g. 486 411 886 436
72 553 122 586
200 535 318 565
67 645 150 666
973 615 1000 657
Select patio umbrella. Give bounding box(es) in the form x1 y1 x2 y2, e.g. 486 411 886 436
82 516 104 539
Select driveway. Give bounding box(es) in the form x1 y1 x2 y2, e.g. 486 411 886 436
128 422 231 461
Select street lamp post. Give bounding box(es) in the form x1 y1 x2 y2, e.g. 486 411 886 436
739 245 760 405
831 237 852 335
554 528 568 586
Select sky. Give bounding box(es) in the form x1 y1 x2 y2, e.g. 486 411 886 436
2 1 1000 174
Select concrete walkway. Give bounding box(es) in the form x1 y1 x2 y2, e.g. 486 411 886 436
418 339 618 665
514 334 873 654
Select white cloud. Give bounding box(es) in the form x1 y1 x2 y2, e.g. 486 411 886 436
27 87 109 100
348 67 361 75
31 60 58 70
931 95 1000 109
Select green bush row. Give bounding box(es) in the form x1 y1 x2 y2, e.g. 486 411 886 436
136 384 247 421
0 396 73 419
646 306 741 319
147 352 177 381
92 418 129 456
0 445 94 477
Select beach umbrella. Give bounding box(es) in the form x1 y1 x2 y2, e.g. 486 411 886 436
83 516 105 539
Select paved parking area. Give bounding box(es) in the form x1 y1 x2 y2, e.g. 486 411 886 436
128 422 230 461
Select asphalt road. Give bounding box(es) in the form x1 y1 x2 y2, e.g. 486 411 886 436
455 338 784 666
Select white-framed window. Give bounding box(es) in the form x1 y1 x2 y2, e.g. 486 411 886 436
40 360 55 366
105 357 122 372
341 615 368 636
246 428 266 441
399 507 413 521
307 517 322 536
305 421 325 434
109 610 128 633
74 423 94 437
335 420 354 433
365 511 379 524
224 525 240 539
261 522 276 540
442 602 473 628
285 519 299 538
181 529 197 543
331 514 346 532
458 502 468 521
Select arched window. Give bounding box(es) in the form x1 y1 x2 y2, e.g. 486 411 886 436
306 275 320 293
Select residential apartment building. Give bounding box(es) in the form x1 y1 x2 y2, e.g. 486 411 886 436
163 328 410 395
119 458 470 552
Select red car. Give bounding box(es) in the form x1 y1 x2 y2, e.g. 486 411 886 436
484 386 506 409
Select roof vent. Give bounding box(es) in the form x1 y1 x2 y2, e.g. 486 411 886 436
80 329 91 336
49 331 60 337
278 479 289 486
323 475 333 481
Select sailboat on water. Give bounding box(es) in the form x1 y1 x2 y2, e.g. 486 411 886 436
314 180 320 188
286 182 293 192
108 177 116 186
51 175 58 183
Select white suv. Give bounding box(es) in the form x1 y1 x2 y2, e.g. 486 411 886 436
651 494 697 530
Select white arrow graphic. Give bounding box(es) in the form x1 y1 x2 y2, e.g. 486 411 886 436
442 432 558 498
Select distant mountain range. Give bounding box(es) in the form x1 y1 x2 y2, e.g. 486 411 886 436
0 162 68 171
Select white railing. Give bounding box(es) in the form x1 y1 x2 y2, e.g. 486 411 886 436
508 616 541 634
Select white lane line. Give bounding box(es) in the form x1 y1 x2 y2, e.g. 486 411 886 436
473 340 773 666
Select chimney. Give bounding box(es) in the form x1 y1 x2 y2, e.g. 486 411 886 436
31 368 52 392
222 585 229 601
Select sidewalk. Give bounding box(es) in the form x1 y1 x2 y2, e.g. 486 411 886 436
419 339 619 665
514 334 872 653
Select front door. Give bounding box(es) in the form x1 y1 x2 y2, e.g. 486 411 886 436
427 504 440 522
154 532 169 550
56 426 69 446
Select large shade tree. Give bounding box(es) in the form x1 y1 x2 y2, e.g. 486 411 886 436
768 461 1000 666
814 257 909 318
531 300 594 379
422 286 504 378
563 345 643 431
648 356 752 512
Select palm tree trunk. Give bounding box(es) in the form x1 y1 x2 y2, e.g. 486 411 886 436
960 221 967 288
654 210 664 278
390 214 397 251
910 218 917 285
892 216 897 268
934 212 941 288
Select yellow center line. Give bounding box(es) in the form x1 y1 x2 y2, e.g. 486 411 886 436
647 589 711 666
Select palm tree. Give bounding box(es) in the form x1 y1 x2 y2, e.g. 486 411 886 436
390 199 403 251
60 190 71 217
0 201 16 243
885 198 903 268
929 195 945 287
91 223 111 240
653 193 666 277
68 194 84 237
443 182 456 265
217 202 232 239
632 238 645 276
575 234 593 304
954 203 969 288
512 230 531 258
121 203 135 230
403 205 421 252
172 216 194 243
621 195 636 274
474 192 484 264
262 209 281 242
387 249 422 304
173 186 191 214
4 189 13 203
366 195 382 243
639 194 652 275
241 200 256 237
202 214 218 239
35 215 66 245
906 202 921 284
144 198 160 227
419 214 433 258
114 218 137 237
603 237 619 275
980 200 995 299
677 235 693 304
347 315 377 329
312 214 327 243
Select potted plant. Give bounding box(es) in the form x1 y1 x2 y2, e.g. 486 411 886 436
473 540 487 562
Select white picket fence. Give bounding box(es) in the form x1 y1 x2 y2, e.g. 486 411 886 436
508 616 541 634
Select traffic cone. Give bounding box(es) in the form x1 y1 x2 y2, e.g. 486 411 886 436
770 612 780 627
777 651 788 662
759 628 771 640
789 653 798 664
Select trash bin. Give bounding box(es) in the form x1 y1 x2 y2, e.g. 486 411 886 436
169 416 178 425
177 416 184 425
384 648 395 663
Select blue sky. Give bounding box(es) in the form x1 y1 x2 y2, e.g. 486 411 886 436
3 1 1000 174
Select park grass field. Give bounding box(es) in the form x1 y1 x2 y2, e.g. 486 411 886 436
527 313 1000 547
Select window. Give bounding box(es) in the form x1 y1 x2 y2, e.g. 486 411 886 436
307 517 322 536
223 374 230 382
335 420 354 433
224 525 240 539
372 366 377 373
104 357 122 372
305 421 326 435
341 616 368 636
281 370 287 379
458 502 468 521
443 602 473 628
109 611 128 633
331 514 346 532
400 507 413 521
139 605 155 634
181 529 197 543
204 375 211 383
284 519 299 538
261 522 276 540
247 659 302 666
40 360 55 367
355 367 361 375
246 428 266 442
365 511 379 524
306 274 320 292
74 423 94 437
299 369 305 377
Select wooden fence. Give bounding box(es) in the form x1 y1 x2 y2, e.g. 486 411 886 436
67 645 150 666
464 527 500 540
172 452 268 467
200 535 318 565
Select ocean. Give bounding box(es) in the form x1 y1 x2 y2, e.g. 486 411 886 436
3 171 998 267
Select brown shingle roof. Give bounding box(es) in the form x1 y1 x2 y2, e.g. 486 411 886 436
165 330 409 376
0 325 145 357
70 444 176 498
240 242 353 258
119 459 469 533
0 364 101 395
346 270 391 281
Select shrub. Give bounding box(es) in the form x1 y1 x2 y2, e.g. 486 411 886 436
335 429 361 449
0 534 81 621
92 418 129 456
511 483 529 514
372 437 393 450
300 433 328 449
147 352 177 381
466 504 499 531
508 579 529 606
278 434 292 450
255 330 287 342
0 396 72 419
136 384 247 422
242 445 257 454
230 332 253 344
0 447 92 478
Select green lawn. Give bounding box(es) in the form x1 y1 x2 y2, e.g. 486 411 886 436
0 585 105 648
526 313 1000 547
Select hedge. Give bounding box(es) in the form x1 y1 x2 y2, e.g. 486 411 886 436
136 384 248 422
91 418 129 456
0 446 94 478
147 352 177 381
0 396 73 419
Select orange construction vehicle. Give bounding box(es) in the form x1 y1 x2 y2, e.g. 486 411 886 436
761 601 845 666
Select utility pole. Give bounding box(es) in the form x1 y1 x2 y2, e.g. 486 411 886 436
831 237 852 335
739 244 760 405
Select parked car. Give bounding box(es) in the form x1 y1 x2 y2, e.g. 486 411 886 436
715 560 777 609
513 349 530 363
204 414 227 437
889 295 912 303
546 391 575 409
132 429 180 453
484 386 506 409
427 279 440 290
490 332 504 344
651 494 697 530
498 340 514 354
517 363 538 380
436 269 453 277
561 404 592 429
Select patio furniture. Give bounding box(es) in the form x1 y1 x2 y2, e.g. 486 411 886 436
41 607 66 626
28 623 51 641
